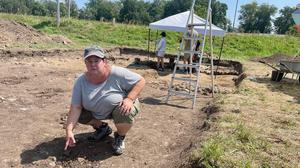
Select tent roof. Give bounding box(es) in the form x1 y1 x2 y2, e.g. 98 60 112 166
149 11 226 37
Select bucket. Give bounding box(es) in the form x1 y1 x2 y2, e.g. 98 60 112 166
271 70 284 82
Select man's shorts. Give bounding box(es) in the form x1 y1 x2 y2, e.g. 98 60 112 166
156 51 165 57
78 99 140 124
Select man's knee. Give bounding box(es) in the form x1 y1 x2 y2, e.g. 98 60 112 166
78 108 94 124
112 100 140 124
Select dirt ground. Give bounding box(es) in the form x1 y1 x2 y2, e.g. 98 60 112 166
0 20 71 49
0 46 240 168
4 19 299 168
1 19 299 168
0 19 241 168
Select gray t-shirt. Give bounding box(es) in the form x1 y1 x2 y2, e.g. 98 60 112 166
71 66 142 119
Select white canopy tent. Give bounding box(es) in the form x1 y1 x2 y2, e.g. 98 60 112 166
147 11 226 60
149 11 225 36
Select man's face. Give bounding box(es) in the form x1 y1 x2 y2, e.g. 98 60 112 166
85 56 106 74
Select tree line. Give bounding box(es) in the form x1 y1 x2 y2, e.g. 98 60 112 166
0 0 78 17
0 0 299 35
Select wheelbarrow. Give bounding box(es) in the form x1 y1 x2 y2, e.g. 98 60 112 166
260 50 300 83
279 60 300 83
259 60 285 82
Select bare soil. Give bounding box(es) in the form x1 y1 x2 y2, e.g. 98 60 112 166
0 20 71 49
0 48 239 168
251 53 300 64
0 20 239 168
2 18 299 168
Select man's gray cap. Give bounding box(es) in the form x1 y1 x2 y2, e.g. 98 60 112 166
83 46 106 60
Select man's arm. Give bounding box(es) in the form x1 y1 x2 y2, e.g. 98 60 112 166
126 77 146 101
64 105 82 150
120 77 146 115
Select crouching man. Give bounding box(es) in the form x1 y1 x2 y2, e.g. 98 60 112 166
64 46 145 155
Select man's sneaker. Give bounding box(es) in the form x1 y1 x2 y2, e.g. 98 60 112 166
87 122 112 142
112 132 125 155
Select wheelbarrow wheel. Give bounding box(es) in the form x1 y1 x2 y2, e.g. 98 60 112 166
271 70 284 82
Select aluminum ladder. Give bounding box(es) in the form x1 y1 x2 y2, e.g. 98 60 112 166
166 0 215 109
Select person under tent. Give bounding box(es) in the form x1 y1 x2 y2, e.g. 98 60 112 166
155 31 167 71
183 25 198 72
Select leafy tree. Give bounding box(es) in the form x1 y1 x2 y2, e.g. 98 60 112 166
60 2 68 16
31 2 47 16
194 0 207 18
147 0 166 22
83 0 102 20
238 2 258 33
163 0 192 18
239 2 277 33
44 0 58 16
79 0 120 21
71 2 79 18
65 0 79 18
79 8 95 20
119 0 150 24
274 6 296 34
163 0 228 29
211 1 227 29
255 4 277 33
95 1 119 20
111 1 122 20
0 0 28 14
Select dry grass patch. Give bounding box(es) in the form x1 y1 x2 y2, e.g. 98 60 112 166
189 61 300 168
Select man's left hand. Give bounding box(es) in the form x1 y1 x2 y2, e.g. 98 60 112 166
119 98 133 116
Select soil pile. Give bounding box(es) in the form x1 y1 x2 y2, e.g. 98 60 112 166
252 53 300 64
0 20 72 48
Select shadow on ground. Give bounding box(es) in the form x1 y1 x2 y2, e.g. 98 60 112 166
127 60 173 77
33 21 52 30
20 132 114 165
140 96 190 109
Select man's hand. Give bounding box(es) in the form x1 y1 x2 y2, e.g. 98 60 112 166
119 98 133 116
64 131 76 150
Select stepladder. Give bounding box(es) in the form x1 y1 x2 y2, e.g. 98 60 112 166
166 0 215 109
166 24 204 109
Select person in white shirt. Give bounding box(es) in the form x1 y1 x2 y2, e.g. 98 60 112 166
156 32 166 71
183 25 198 72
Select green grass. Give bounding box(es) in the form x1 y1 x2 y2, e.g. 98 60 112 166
191 137 225 167
190 123 271 167
1 13 300 60
190 78 300 167
234 123 252 143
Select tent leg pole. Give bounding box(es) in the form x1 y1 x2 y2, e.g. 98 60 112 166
154 30 158 53
215 36 225 79
219 36 225 59
147 29 150 61
152 30 159 62
208 6 214 98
